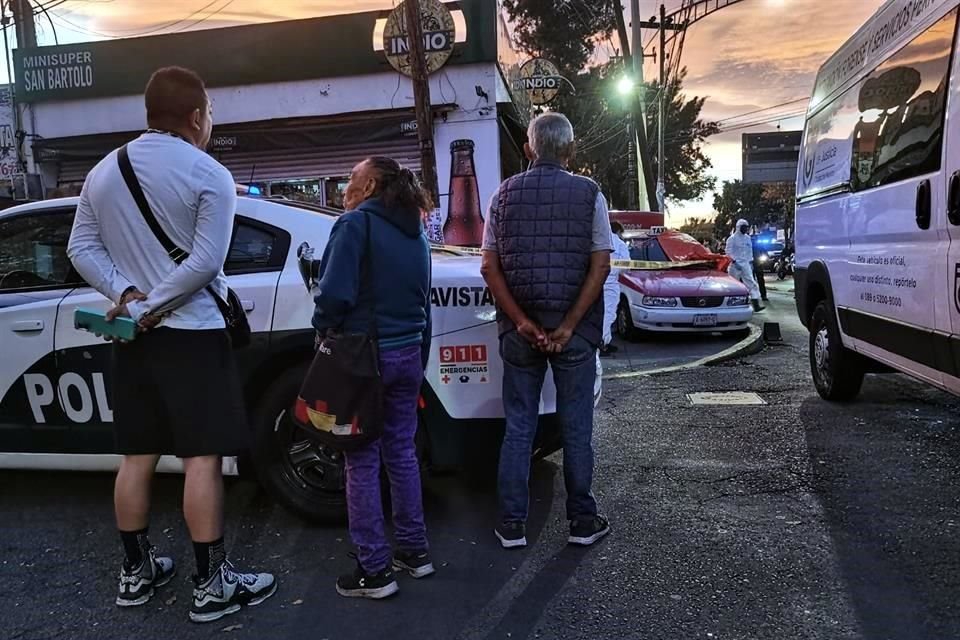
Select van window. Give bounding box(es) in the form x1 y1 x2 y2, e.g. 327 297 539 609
800 8 958 200
851 9 956 191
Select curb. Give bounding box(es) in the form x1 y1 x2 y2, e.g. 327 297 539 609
602 324 765 380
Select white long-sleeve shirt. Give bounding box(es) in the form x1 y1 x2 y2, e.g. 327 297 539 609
67 132 236 329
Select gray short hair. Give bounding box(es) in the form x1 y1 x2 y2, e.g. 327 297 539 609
527 112 575 162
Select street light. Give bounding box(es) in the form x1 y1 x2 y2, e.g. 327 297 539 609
616 76 636 96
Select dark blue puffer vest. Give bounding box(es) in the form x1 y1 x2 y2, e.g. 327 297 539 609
495 161 604 347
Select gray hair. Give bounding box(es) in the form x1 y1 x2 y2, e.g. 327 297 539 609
527 112 575 162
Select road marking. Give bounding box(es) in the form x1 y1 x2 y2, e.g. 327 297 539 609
687 392 766 406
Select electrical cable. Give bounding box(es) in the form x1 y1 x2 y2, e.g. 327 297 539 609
49 0 226 38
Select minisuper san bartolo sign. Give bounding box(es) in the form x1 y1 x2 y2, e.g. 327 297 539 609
383 0 457 77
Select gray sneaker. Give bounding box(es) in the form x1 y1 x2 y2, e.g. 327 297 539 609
115 547 175 607
189 560 277 623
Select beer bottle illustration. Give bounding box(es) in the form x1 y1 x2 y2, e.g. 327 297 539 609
443 139 484 247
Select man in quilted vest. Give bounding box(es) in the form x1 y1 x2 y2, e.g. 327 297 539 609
480 113 613 549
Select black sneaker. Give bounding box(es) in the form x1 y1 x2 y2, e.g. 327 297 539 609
392 550 436 579
189 560 277 624
569 516 611 546
495 521 527 549
336 555 399 599
116 547 175 607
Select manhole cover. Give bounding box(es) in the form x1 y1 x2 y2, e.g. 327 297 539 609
687 392 766 406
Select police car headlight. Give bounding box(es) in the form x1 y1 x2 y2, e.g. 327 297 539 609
641 296 678 308
727 296 749 307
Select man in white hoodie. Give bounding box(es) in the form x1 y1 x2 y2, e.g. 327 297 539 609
600 221 632 357
725 218 764 312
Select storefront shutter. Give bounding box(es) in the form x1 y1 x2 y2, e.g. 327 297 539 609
214 137 421 183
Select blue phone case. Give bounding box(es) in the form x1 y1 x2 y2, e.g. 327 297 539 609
74 308 138 341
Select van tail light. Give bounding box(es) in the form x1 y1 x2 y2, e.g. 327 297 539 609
418 395 426 409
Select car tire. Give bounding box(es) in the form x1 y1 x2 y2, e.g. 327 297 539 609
616 297 641 342
809 301 864 401
251 364 347 523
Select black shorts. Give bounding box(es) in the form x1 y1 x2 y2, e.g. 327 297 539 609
112 328 250 458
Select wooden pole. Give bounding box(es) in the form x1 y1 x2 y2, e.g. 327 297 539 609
402 0 440 206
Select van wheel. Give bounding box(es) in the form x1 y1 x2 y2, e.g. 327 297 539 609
251 365 347 523
616 298 641 342
809 301 864 401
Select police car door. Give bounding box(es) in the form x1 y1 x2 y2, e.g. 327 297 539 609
52 213 288 454
0 206 85 454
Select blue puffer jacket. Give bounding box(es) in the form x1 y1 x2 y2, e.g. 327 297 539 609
311 197 432 368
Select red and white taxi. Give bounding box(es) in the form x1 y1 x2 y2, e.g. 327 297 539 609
616 231 753 336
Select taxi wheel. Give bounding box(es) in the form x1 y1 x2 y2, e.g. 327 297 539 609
809 301 864 401
251 365 347 524
616 297 641 342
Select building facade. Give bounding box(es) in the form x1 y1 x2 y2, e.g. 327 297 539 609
741 130 802 186
12 0 532 228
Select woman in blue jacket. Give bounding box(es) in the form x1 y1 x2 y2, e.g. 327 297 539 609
312 157 433 599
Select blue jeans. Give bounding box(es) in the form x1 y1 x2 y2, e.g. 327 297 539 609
498 330 599 523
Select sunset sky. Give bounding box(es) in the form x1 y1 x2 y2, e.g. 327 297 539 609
26 0 886 222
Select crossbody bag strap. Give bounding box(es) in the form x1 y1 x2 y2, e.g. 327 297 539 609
116 144 228 313
361 212 379 340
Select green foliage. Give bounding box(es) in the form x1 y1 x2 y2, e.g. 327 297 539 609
712 180 795 238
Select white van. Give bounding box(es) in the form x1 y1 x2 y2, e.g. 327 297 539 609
796 0 960 400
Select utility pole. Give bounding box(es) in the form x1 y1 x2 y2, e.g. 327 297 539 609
630 0 645 126
402 0 439 206
6 0 32 199
10 0 34 47
612 0 656 211
657 2 666 214
637 5 683 214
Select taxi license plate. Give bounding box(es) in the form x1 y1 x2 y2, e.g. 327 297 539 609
693 314 717 327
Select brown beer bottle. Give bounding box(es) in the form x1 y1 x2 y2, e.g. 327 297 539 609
443 139 484 247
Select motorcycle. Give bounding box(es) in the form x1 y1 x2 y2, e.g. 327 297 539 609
777 253 794 280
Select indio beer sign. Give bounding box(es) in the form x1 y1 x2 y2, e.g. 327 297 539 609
383 0 457 77
517 58 563 105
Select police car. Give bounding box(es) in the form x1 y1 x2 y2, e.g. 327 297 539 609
0 195 576 522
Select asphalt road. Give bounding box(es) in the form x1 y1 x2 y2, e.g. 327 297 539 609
4 280 959 639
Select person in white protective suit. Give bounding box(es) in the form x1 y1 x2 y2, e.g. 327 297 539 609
725 218 764 312
600 221 632 357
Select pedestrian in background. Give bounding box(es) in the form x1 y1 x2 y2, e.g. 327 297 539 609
312 156 434 599
600 220 631 358
725 218 764 312
481 112 612 550
67 66 276 623
751 236 769 302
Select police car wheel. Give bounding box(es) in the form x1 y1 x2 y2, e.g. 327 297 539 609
809 301 865 402
251 365 347 523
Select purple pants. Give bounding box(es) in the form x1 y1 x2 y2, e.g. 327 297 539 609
345 344 429 574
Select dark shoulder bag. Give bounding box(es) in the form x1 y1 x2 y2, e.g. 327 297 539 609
117 145 251 348
292 213 384 451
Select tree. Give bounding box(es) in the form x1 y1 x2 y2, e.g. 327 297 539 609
501 0 615 73
712 179 795 239
500 3 719 209
678 216 715 245
554 63 718 208
645 69 720 203
712 180 768 237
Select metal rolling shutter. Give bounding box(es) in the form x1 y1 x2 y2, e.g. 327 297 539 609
57 158 100 186
214 138 421 183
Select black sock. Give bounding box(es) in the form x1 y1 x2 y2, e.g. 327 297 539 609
194 537 226 582
120 528 150 571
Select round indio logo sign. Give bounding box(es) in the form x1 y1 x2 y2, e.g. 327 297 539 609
383 0 456 77
517 58 562 105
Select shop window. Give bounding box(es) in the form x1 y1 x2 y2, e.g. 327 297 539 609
269 179 321 204
324 177 349 210
0 209 84 292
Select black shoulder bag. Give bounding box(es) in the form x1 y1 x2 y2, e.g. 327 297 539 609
117 145 251 348
292 213 384 451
